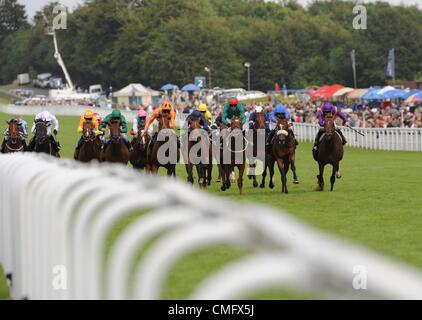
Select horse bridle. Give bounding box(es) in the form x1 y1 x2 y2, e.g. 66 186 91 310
35 121 48 144
225 118 248 153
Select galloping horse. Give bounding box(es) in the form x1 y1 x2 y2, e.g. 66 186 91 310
248 111 267 188
184 118 212 188
272 117 296 194
2 120 25 153
101 120 129 164
147 113 180 176
130 130 150 171
32 121 59 157
314 114 344 192
220 116 246 195
76 121 101 162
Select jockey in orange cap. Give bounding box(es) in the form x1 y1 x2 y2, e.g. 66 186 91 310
143 101 176 132
142 101 177 149
74 110 101 159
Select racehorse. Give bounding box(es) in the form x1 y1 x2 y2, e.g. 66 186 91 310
314 114 344 192
271 117 296 194
101 120 129 164
2 120 25 153
31 121 59 157
261 120 299 189
184 117 212 188
147 112 180 176
130 129 150 171
247 111 266 188
220 116 246 195
76 121 101 162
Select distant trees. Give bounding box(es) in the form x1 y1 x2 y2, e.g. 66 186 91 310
0 0 421 90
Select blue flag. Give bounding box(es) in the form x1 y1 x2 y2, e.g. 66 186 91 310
386 48 395 79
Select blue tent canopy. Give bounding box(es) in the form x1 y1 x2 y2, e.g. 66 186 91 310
182 84 200 92
402 89 422 99
362 88 386 101
384 89 407 99
160 84 176 91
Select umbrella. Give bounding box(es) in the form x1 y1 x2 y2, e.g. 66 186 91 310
182 84 200 92
311 84 344 101
160 84 176 91
383 89 407 99
404 92 422 104
362 88 386 101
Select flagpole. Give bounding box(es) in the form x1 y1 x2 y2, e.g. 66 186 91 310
351 49 357 89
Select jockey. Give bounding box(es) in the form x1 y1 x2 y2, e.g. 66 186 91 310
132 108 152 137
248 105 270 131
197 103 212 125
184 110 210 132
28 110 61 152
74 110 101 157
93 112 103 126
142 101 177 149
221 98 246 128
267 104 298 146
99 109 132 151
313 101 348 151
1 116 28 152
143 101 176 133
77 110 100 133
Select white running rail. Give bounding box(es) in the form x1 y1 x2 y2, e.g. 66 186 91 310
293 123 422 152
1 154 422 300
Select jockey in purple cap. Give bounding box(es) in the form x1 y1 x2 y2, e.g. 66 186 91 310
313 101 348 151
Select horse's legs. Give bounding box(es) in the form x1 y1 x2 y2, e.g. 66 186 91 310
269 159 275 189
330 162 339 192
238 165 245 195
249 162 258 188
207 164 212 186
260 161 267 189
277 159 288 194
186 163 194 184
220 165 227 191
225 165 232 190
336 163 342 179
290 153 299 184
317 163 325 191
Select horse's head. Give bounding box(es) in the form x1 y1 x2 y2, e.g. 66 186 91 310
254 112 266 130
324 114 335 140
82 121 96 142
159 112 171 130
275 117 292 145
109 120 121 143
231 116 243 130
7 120 20 142
189 117 202 130
35 121 48 144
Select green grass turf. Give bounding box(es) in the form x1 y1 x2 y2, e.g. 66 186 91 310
0 97 11 105
0 111 421 299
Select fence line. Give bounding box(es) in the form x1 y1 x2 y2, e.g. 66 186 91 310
2 154 422 300
3 105 420 152
293 123 422 152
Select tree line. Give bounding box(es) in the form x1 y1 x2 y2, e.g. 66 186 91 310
0 0 421 91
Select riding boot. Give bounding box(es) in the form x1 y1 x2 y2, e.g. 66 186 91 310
27 138 36 152
267 130 276 147
290 130 299 146
1 140 5 153
337 129 347 145
126 140 133 152
313 131 322 151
